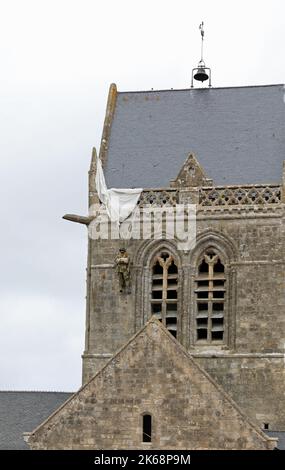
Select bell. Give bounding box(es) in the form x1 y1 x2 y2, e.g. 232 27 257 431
194 67 209 82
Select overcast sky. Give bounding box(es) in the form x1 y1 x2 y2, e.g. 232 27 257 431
0 0 285 392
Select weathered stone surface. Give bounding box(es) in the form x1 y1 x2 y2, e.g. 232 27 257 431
81 199 285 431
196 356 285 431
62 85 285 448
28 320 276 450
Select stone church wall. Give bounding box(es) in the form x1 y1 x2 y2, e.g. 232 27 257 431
29 322 276 450
82 196 285 429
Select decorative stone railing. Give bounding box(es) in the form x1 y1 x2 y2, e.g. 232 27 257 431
137 184 282 208
138 189 179 207
199 184 281 206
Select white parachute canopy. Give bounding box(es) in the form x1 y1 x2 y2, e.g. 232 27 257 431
95 155 142 224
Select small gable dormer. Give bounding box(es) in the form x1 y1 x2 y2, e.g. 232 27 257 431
170 153 213 188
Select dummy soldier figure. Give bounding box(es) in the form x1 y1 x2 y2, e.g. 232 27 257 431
115 248 131 293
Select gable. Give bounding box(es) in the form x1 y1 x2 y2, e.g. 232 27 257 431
170 153 212 187
104 85 285 188
28 319 276 450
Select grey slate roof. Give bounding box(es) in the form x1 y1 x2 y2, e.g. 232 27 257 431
0 391 72 449
105 84 285 188
266 431 285 450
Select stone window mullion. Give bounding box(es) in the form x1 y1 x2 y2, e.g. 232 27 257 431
195 250 226 344
151 251 179 339
208 262 214 342
161 263 168 325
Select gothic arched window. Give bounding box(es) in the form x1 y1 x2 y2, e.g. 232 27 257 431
150 251 178 338
195 249 226 343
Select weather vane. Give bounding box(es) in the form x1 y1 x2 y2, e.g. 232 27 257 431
199 22 205 62
191 21 212 88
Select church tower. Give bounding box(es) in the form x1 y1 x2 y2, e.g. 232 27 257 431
63 82 285 433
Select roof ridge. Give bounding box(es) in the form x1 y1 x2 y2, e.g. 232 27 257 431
117 83 284 94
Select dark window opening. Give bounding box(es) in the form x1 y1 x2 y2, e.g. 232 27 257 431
212 318 224 327
214 259 224 273
213 303 224 311
166 317 177 324
199 259 208 274
197 329 208 340
211 331 223 341
213 291 224 299
197 291 208 299
151 303 162 318
153 262 163 275
197 318 208 327
212 318 224 332
167 289 177 300
152 290 162 300
167 304 177 313
160 252 169 262
142 414 152 442
263 423 269 430
198 302 208 311
168 262 178 275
